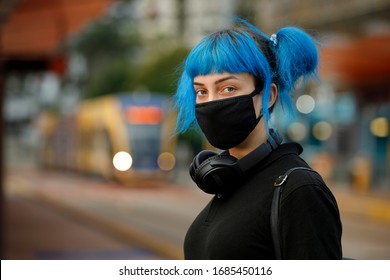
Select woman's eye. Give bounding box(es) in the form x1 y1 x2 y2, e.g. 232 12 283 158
196 89 207 95
222 87 236 93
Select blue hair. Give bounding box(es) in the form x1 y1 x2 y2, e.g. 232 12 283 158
273 27 319 117
174 18 318 134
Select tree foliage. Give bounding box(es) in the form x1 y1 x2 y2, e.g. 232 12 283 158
69 13 189 99
83 60 132 99
127 46 189 95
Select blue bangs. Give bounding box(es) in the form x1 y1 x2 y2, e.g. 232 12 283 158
185 30 270 80
175 29 274 133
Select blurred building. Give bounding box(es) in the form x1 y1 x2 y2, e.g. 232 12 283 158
257 0 390 35
132 0 235 45
1 0 115 141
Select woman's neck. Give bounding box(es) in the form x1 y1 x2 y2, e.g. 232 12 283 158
228 122 268 159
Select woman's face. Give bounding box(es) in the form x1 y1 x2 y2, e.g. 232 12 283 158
193 72 257 104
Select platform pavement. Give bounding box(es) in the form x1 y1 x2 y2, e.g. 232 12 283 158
4 166 211 260
3 196 165 260
4 166 390 260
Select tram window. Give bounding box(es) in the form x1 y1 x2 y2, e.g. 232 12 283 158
127 124 161 169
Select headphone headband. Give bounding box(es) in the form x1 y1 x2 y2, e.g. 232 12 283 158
189 129 282 194
236 129 282 173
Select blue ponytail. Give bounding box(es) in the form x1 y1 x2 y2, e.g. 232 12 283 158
272 27 319 117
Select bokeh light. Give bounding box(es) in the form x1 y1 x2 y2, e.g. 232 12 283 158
113 151 133 171
312 121 333 141
287 122 307 142
370 117 389 138
157 152 176 171
296 95 316 114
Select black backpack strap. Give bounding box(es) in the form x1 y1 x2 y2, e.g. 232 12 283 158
271 167 318 259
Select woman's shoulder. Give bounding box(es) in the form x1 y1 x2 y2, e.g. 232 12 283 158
278 166 338 207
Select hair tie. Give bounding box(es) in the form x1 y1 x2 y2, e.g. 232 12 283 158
270 34 278 47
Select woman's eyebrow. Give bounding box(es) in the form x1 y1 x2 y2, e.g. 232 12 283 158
215 76 238 84
193 76 239 86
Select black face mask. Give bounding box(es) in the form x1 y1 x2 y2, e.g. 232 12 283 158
195 87 262 150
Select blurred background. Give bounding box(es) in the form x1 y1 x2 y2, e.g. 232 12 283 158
1 0 389 260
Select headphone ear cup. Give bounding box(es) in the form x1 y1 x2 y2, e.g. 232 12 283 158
192 153 240 194
189 130 282 195
189 150 218 182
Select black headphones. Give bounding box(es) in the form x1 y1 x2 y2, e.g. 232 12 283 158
189 129 282 195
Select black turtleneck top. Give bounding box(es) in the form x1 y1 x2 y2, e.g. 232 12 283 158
184 143 342 259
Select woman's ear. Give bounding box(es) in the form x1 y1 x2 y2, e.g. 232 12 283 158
269 83 278 109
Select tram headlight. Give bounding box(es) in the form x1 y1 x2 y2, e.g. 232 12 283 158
113 151 133 171
157 152 176 171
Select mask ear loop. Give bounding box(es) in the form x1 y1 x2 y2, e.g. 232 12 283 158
249 85 263 97
249 85 263 122
254 113 263 126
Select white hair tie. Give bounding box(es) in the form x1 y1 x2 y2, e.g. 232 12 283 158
270 34 278 47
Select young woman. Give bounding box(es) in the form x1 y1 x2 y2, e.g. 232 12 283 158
174 18 342 259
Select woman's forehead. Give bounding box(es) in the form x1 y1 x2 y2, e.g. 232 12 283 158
193 72 254 84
